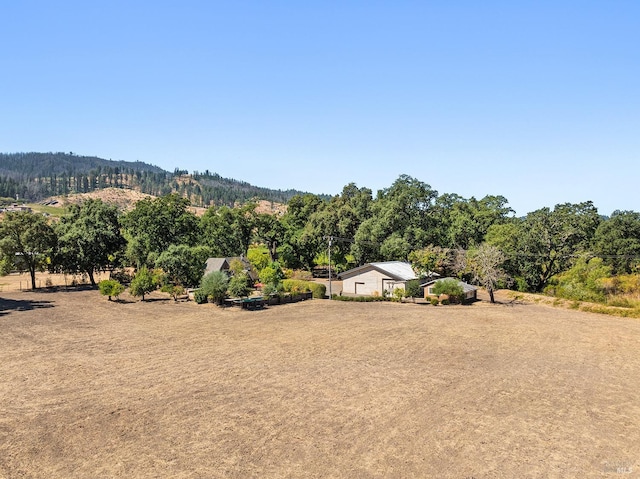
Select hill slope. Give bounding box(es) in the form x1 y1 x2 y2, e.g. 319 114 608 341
0 152 311 206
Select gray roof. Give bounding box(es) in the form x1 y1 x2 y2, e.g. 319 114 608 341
204 258 229 275
339 261 417 281
420 277 478 293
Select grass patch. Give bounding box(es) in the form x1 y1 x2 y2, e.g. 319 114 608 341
27 203 67 217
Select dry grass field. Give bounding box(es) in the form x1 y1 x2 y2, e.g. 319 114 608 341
1 278 639 478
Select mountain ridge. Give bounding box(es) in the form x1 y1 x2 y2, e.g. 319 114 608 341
0 152 316 206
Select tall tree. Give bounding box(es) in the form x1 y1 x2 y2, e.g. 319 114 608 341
122 194 199 267
199 203 256 258
155 244 211 288
55 199 125 286
593 210 640 274
0 211 57 289
353 175 438 264
466 243 508 303
516 202 601 291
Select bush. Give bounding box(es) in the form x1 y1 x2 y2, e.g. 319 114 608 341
404 279 421 298
281 279 326 299
431 279 464 303
129 267 159 301
331 295 388 302
392 288 404 302
440 298 450 305
228 273 251 298
430 297 439 306
99 279 125 301
199 270 229 305
193 289 208 304
161 284 185 301
259 262 284 287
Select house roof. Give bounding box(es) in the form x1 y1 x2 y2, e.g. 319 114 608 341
204 257 258 280
204 258 229 275
420 277 479 293
339 261 417 281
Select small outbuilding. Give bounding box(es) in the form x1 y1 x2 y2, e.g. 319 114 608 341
421 277 478 301
339 261 417 296
204 257 258 281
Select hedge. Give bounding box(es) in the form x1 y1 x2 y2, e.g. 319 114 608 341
281 279 326 299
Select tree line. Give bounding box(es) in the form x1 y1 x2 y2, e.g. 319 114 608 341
1 175 639 301
0 152 310 206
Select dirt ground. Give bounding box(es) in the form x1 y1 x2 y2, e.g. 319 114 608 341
1 279 639 478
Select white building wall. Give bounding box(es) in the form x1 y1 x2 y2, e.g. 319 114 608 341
342 270 406 296
343 269 385 296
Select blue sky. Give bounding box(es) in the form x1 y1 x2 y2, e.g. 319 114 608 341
2 1 638 216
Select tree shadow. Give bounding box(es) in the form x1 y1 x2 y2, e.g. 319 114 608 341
29 285 97 294
0 297 55 316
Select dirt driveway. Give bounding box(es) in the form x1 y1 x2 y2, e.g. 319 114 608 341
1 288 639 478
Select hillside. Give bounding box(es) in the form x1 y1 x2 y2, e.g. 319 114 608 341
0 152 312 206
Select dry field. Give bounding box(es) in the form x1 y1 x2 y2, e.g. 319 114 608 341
1 282 639 478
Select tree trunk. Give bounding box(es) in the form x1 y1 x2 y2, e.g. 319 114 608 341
488 287 495 304
29 267 37 290
87 269 96 287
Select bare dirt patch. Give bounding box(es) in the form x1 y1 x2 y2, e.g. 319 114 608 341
1 289 639 478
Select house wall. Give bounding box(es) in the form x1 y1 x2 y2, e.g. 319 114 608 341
342 269 406 296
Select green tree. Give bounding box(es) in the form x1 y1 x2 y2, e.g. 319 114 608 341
122 194 199 268
0 211 57 289
98 279 125 301
279 194 324 270
259 261 284 294
431 278 464 303
55 199 125 286
155 244 210 289
199 203 256 257
199 270 229 304
353 175 438 264
129 266 159 301
545 257 612 303
228 273 251 298
593 210 640 274
515 202 601 291
408 245 453 277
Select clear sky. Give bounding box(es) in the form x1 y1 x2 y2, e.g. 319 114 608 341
2 1 638 216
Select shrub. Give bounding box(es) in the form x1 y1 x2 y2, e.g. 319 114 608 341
129 267 159 301
405 279 421 298
199 270 229 305
282 279 309 294
262 282 279 296
259 262 284 287
228 273 251 298
392 288 404 302
281 279 326 299
440 298 450 305
308 282 326 299
430 297 439 306
331 295 387 302
99 279 125 301
431 279 464 303
161 284 185 301
193 289 208 304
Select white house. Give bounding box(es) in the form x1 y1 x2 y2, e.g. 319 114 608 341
339 261 417 296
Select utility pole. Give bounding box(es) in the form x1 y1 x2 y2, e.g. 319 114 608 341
327 236 333 299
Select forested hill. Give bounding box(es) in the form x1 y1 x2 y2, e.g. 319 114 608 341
0 152 309 206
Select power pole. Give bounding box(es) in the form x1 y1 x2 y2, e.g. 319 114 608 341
323 236 335 299
327 236 333 299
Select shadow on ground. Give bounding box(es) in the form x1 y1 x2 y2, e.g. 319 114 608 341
0 297 55 316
